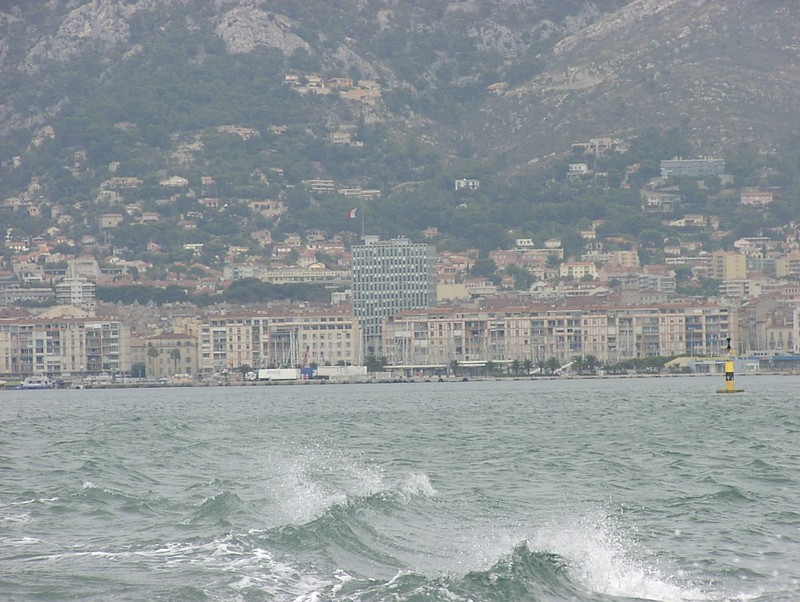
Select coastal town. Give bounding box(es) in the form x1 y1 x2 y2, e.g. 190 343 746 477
3 146 800 387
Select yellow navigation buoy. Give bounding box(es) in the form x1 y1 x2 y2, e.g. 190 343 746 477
717 337 744 394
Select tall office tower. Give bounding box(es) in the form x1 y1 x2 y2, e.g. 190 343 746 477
352 236 436 360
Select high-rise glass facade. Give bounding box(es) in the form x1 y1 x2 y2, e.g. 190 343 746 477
352 236 436 358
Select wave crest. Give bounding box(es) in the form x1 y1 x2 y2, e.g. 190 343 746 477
261 442 436 524
293 544 580 602
530 508 707 602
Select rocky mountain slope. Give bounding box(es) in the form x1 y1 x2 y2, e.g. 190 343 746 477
1 0 799 190
483 0 800 161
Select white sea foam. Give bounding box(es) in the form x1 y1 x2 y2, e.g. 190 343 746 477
0 535 41 547
397 472 437 502
185 536 334 599
20 533 336 600
454 524 530 574
531 507 709 602
261 442 439 524
329 569 356 594
0 511 32 525
273 460 350 524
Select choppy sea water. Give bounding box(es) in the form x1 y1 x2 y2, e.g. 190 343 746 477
1 375 798 601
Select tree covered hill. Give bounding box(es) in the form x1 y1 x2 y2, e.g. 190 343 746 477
1 0 799 268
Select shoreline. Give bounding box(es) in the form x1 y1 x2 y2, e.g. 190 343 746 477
4 370 797 391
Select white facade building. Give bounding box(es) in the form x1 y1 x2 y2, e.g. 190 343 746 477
55 278 96 306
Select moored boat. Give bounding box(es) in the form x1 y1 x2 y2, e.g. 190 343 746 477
19 374 54 390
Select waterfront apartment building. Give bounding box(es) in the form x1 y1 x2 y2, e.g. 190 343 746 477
145 331 199 379
10 293 800 377
381 302 732 368
0 316 130 377
199 310 360 375
352 236 436 358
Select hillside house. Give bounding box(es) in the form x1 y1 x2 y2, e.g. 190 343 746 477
337 187 380 200
560 261 598 280
248 200 286 218
660 157 725 178
4 240 28 252
305 179 335 193
435 253 471 284
464 278 498 298
567 163 590 179
121 203 140 216
100 214 124 229
734 237 771 255
487 82 508 95
740 189 774 207
305 230 327 245
216 125 259 140
250 230 273 247
283 234 303 247
199 198 220 209
455 178 480 191
669 214 706 228
338 88 376 104
101 177 143 189
489 249 548 272
97 189 122 203
329 131 352 145
642 191 680 213
327 77 354 88
159 175 189 188
67 256 100 280
571 137 628 156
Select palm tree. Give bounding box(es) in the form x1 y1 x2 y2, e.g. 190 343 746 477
510 359 521 376
169 348 181 375
147 343 160 377
523 359 533 376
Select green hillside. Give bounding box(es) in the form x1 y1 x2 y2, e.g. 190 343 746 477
1 1 799 275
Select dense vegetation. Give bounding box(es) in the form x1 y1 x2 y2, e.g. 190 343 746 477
2 1 800 286
96 279 330 306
